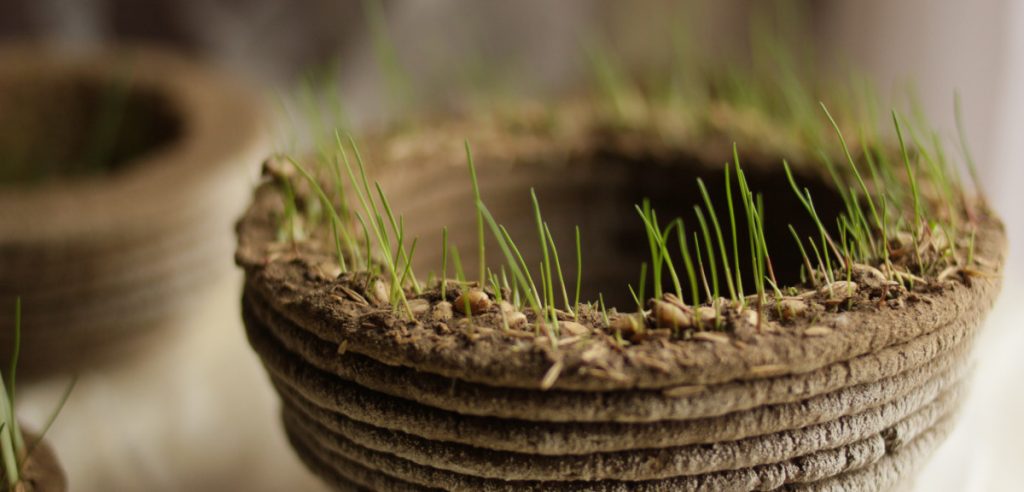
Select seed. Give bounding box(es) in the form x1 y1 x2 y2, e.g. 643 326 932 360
560 321 588 336
432 301 453 321
408 298 431 317
370 279 390 305
937 266 960 283
661 293 689 311
652 300 692 329
580 343 610 363
820 281 858 299
454 288 492 315
778 299 807 320
696 306 718 324
540 360 563 390
692 331 730 344
319 263 342 280
557 336 582 347
804 325 833 337
851 263 887 282
337 285 369 305
506 311 528 327
610 313 644 337
499 301 516 314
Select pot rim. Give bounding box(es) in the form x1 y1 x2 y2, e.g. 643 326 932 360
236 103 1007 391
0 43 268 243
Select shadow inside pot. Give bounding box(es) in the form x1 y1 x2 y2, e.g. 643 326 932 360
0 63 183 184
379 147 846 310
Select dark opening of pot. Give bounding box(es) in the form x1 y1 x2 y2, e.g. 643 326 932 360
0 72 183 184
383 148 846 310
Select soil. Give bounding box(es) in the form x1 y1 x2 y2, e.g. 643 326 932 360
18 434 67 492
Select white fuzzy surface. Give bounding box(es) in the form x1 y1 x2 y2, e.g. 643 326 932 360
18 271 327 492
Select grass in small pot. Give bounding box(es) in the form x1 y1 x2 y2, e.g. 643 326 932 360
0 67 181 184
0 299 74 491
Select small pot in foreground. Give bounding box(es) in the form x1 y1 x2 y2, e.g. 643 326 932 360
6 430 67 492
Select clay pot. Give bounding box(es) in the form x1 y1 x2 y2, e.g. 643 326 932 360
236 105 1004 490
0 44 268 376
17 432 66 492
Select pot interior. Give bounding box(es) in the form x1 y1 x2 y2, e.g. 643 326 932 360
0 67 182 183
380 147 845 309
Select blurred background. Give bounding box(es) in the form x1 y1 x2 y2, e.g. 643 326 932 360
1 0 1021 490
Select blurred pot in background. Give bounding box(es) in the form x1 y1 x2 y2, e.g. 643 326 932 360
0 44 268 377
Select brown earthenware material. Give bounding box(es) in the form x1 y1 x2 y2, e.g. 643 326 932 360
0 44 268 376
18 433 67 492
798 413 956 492
247 303 966 455
244 282 976 423
276 378 959 481
282 407 957 492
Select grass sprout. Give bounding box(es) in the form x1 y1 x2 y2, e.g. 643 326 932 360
337 137 414 318
2 299 75 488
265 21 986 342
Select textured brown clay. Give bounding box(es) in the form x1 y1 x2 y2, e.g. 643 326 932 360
248 307 966 455
282 408 957 492
19 433 67 492
277 380 960 481
245 284 976 423
0 44 267 376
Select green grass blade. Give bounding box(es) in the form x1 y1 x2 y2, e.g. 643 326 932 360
543 223 572 315
287 157 348 272
675 219 699 306
531 189 557 329
892 110 923 269
478 203 552 346
696 179 736 301
465 140 486 286
693 206 719 300
725 150 744 304
441 227 449 299
7 299 21 457
24 376 76 465
574 226 582 318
